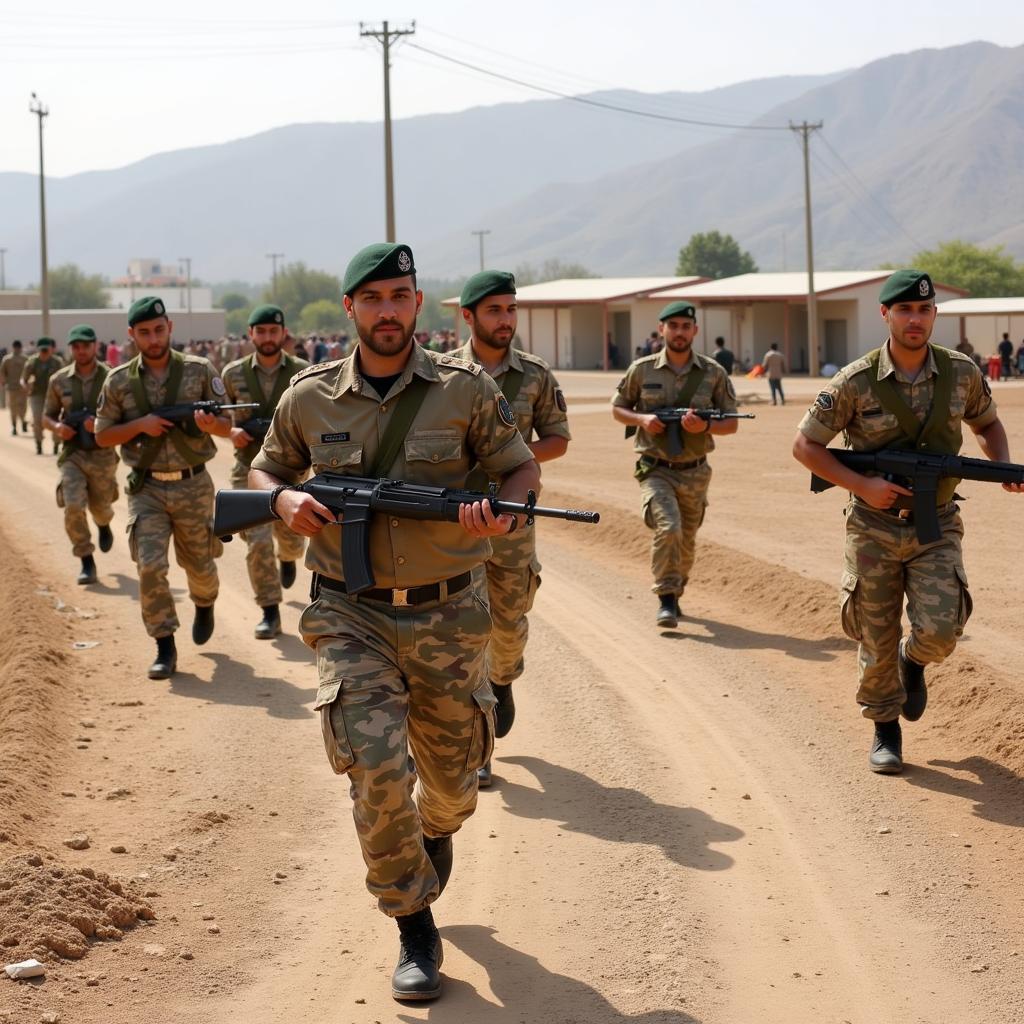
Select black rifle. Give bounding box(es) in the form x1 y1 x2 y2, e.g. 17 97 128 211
810 448 1024 544
215 473 600 594
238 416 273 443
151 400 260 422
625 407 756 458
61 408 98 451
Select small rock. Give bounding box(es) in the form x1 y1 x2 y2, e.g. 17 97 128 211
202 914 215 921
63 834 90 851
274 871 287 880
110 845 127 854
41 1013 61 1024
162 851 177 862
970 964 989 973
105 788 132 800
80 720 96 729
877 827 892 835
86 976 99 987
741 794 751 800
874 890 890 896
27 854 43 867
179 950 194 961
355 997 366 1004
207 926 220 935
60 791 77 798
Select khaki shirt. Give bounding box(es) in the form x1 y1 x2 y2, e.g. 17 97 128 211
452 340 571 570
762 349 786 380
23 354 64 397
252 343 535 589
222 352 310 409
45 363 119 465
1 353 27 390
95 353 222 471
612 349 737 459
797 341 996 450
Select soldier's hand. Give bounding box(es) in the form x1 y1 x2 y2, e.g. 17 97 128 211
640 414 666 434
458 499 514 538
230 426 254 448
278 490 335 536
55 423 76 441
858 476 913 509
138 414 173 437
194 410 219 433
681 410 709 434
84 415 96 434
1002 481 1024 493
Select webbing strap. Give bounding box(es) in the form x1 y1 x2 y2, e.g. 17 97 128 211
368 374 430 477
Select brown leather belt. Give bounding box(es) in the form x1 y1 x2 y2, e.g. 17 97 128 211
146 463 206 482
643 455 707 471
317 570 473 607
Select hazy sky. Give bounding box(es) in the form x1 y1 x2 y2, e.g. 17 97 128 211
2 0 1023 177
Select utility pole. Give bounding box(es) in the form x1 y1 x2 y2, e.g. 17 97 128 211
179 256 193 342
360 20 416 242
790 120 823 376
0 248 7 290
471 229 491 271
266 252 284 301
29 93 50 337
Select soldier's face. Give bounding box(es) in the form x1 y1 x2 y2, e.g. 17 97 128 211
345 276 422 357
38 347 52 361
70 341 96 368
659 317 698 354
466 294 517 350
883 301 935 350
129 316 173 360
249 323 284 357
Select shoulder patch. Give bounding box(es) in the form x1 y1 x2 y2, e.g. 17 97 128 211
211 376 227 397
615 376 627 393
815 391 835 411
517 349 552 370
497 394 516 428
438 354 481 375
290 361 338 386
555 387 567 412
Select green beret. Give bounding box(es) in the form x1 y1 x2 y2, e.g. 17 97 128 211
343 243 416 297
460 270 516 309
879 270 934 306
248 304 285 327
36 336 55 348
658 301 697 322
128 295 168 326
67 324 97 344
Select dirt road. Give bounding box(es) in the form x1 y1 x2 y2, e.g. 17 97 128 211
2 376 1024 1024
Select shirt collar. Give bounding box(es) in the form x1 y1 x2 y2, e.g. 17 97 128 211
456 339 522 376
655 348 698 373
878 339 938 382
331 341 440 400
250 351 284 375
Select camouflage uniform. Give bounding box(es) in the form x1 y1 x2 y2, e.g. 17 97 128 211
612 349 737 595
452 341 571 686
44 363 120 557
252 343 534 917
95 351 222 639
798 341 995 721
1 351 28 428
23 352 64 445
221 352 309 606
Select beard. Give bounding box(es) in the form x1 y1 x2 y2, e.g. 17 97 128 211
356 317 416 356
139 339 171 362
474 321 515 350
256 340 283 358
891 323 932 350
666 337 692 354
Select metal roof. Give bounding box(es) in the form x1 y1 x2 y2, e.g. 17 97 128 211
937 297 1024 316
654 271 894 301
441 276 700 307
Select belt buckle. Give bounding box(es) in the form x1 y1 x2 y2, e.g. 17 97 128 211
391 588 411 608
151 470 182 482
897 508 912 521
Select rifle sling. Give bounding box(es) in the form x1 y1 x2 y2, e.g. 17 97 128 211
368 374 430 477
60 366 108 464
673 359 708 457
127 351 203 470
238 354 301 466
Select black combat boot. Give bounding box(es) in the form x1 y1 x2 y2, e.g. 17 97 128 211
423 835 453 897
492 681 515 738
279 560 296 589
392 907 443 1001
477 760 492 788
77 555 97 585
97 523 114 553
148 635 177 680
254 604 282 640
192 604 215 645
869 719 903 774
52 440 59 455
656 593 678 629
899 638 927 722
35 439 42 455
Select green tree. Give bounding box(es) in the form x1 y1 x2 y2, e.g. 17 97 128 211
264 262 342 325
514 259 595 286
39 264 110 309
675 231 757 279
225 307 253 335
417 278 463 334
219 291 250 312
902 240 1024 298
299 299 346 333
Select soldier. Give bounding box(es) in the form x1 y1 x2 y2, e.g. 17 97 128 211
221 304 309 638
95 296 228 680
22 337 64 454
42 325 120 585
452 270 571 787
249 243 539 1002
612 301 739 628
1 340 29 435
792 270 1024 774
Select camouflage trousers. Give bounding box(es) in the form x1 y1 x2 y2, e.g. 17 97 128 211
639 461 712 596
6 388 26 426
484 528 541 687
302 577 496 918
126 469 220 639
30 395 46 443
56 451 119 557
841 501 972 722
230 461 305 606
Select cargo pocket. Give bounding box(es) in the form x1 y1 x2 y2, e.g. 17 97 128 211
954 564 973 630
126 515 139 563
465 682 497 773
525 563 542 614
642 492 655 529
315 680 355 776
55 479 65 510
839 570 863 641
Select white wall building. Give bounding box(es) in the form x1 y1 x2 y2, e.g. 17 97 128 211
105 286 214 312
936 298 1024 356
0 308 226 349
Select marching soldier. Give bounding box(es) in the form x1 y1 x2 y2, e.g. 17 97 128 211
95 297 227 680
793 270 1024 773
249 243 539 1002
452 270 571 787
1 340 28 435
221 304 309 638
612 301 739 627
42 325 120 585
22 337 64 454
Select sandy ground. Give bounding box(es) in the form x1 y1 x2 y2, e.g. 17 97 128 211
2 373 1024 1024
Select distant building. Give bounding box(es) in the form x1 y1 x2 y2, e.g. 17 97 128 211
936 298 1024 355
105 285 214 311
113 258 188 288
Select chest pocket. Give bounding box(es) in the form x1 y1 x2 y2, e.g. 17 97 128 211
405 429 462 464
855 400 902 441
639 383 665 411
310 441 363 472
